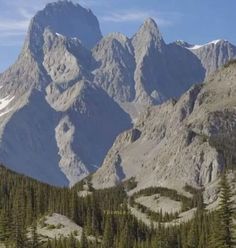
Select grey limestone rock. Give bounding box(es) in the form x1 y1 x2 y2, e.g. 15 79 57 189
0 1 235 187
92 62 236 199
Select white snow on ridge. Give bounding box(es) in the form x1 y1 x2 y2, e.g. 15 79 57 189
188 39 226 50
189 44 203 50
211 39 223 45
0 95 15 111
55 32 64 37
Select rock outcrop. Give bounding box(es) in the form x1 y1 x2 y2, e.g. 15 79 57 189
92 62 236 203
0 1 235 186
178 39 236 76
0 1 130 186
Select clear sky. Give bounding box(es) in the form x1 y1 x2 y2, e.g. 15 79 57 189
0 0 235 72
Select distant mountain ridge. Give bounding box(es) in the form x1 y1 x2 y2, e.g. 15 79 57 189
176 39 236 76
0 1 235 186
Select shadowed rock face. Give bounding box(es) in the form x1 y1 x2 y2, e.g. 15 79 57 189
177 39 236 76
28 1 102 50
92 19 206 107
0 1 131 186
92 62 236 203
0 90 69 186
92 33 136 103
0 1 235 187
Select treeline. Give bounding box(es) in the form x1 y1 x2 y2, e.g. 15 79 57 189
0 165 149 247
130 186 198 211
0 165 235 247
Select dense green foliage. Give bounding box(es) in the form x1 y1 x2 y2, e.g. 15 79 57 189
0 165 235 247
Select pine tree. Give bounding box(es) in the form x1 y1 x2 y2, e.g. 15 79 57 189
70 190 79 223
187 191 206 248
211 173 234 248
45 239 53 248
102 216 114 248
118 222 130 248
219 173 234 247
68 234 77 248
0 209 11 245
14 225 29 248
80 229 89 248
30 221 40 248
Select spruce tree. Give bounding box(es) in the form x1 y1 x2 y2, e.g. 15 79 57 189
211 173 234 248
68 234 77 248
102 216 114 248
219 173 234 247
30 221 40 248
0 209 11 245
80 229 89 248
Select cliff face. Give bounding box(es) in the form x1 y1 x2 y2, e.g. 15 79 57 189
0 1 130 186
0 1 235 187
187 40 236 76
92 62 236 202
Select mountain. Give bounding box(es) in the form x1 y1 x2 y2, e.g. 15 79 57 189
93 18 205 107
29 1 102 49
0 1 235 186
92 61 236 203
0 1 131 186
0 159 235 247
177 39 236 76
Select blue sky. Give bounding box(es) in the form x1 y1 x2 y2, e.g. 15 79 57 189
0 0 235 72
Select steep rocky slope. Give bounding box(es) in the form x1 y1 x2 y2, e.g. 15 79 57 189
92 61 236 201
177 39 236 76
0 1 130 186
0 1 235 186
93 18 206 106
29 1 102 49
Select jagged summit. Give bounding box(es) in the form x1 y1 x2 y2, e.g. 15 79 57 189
26 0 102 50
173 39 236 76
188 39 228 50
175 40 193 48
92 62 236 200
175 39 229 50
187 39 236 76
132 18 165 51
0 1 235 187
143 18 159 29
103 32 130 45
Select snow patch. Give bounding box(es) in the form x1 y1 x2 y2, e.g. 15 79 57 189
55 32 64 37
211 39 223 45
188 39 226 50
189 44 203 50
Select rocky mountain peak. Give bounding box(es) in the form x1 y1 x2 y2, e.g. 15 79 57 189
175 40 193 48
25 0 102 52
0 1 236 188
92 62 236 198
104 33 130 46
186 39 236 76
6 1 101 91
143 18 160 31
132 18 165 54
